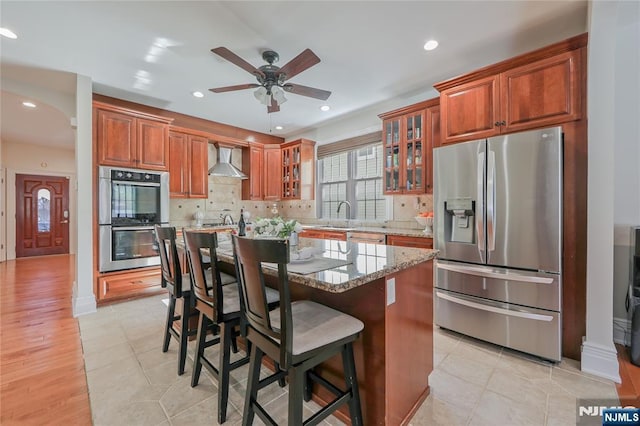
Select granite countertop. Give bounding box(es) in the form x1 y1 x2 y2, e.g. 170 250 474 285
209 236 438 293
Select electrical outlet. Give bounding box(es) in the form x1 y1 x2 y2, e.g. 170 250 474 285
386 278 396 306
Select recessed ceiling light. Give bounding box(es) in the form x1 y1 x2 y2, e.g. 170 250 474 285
22 101 36 108
192 91 204 98
0 28 18 39
275 125 284 130
423 40 439 51
320 105 330 112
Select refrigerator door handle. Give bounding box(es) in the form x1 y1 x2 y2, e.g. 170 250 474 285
487 150 496 251
437 262 555 284
476 153 485 252
436 291 554 322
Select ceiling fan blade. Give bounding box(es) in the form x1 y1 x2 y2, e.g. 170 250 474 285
277 49 320 81
267 96 280 113
209 83 260 93
211 47 265 78
282 83 331 101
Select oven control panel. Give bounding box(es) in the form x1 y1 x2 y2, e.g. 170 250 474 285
111 169 161 183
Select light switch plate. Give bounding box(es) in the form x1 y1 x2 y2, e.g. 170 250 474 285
387 277 396 306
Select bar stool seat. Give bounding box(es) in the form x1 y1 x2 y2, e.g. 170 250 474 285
270 300 363 356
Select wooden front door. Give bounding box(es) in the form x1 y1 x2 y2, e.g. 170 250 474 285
16 174 70 258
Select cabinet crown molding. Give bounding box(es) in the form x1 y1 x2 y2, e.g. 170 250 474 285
378 97 439 120
93 100 174 124
433 32 588 92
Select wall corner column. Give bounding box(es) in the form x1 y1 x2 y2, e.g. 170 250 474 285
582 0 620 383
73 73 96 316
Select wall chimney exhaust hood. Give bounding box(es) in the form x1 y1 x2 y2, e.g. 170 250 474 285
208 142 248 179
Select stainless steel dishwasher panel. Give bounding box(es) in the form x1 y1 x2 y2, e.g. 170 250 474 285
347 231 386 244
435 289 561 361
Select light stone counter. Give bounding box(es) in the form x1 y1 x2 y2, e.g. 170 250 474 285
302 224 432 239
213 237 437 294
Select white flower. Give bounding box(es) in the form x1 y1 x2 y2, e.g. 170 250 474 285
253 216 301 238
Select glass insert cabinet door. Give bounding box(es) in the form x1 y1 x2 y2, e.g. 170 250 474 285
383 118 401 193
405 112 424 192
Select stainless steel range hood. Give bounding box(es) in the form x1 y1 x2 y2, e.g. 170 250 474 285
208 143 247 179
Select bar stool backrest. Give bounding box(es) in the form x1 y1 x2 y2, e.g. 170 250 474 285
232 236 293 367
183 230 224 322
155 225 184 298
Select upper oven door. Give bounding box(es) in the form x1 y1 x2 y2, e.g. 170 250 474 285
99 166 169 226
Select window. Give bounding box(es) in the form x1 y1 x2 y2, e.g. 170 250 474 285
318 144 387 221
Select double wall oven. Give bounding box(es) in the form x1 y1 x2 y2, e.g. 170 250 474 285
99 166 169 272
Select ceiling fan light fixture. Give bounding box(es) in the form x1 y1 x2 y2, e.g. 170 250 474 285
253 86 270 105
271 86 287 105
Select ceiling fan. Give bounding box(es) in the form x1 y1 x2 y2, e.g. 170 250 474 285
209 47 331 113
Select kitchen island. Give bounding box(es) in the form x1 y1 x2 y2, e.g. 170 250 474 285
212 236 437 425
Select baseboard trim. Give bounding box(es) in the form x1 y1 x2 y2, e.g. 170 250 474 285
614 317 631 346
581 340 621 383
72 294 97 317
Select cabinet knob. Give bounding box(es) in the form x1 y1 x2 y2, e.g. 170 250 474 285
494 121 501 127
501 120 506 126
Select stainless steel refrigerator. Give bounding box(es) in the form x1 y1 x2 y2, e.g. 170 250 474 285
433 126 562 361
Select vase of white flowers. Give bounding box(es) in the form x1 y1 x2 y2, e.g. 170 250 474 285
253 217 303 242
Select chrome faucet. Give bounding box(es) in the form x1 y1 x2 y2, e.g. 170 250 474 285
220 211 234 225
336 201 352 220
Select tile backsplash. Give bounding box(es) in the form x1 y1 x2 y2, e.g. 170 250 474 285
171 192 432 230
169 144 433 230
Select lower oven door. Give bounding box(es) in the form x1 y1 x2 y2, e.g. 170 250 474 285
435 288 561 361
99 225 160 272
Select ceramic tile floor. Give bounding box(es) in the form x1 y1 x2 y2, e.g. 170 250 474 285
79 294 618 425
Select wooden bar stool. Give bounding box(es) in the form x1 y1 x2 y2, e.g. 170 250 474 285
154 225 198 376
232 236 364 426
183 230 279 424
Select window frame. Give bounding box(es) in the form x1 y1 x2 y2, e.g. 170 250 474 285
316 143 389 222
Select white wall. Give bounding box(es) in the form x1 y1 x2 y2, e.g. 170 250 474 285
581 0 640 382
612 6 640 344
1 140 77 259
288 89 439 145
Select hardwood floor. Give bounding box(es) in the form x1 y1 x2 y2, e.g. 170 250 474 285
616 343 640 407
0 255 92 425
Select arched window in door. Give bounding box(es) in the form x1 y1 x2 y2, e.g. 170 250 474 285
37 188 51 232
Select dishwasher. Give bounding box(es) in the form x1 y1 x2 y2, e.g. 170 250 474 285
347 231 386 245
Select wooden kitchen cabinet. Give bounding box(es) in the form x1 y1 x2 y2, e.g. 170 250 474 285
386 234 433 249
281 139 315 200
379 98 439 194
242 143 282 201
242 143 264 200
96 267 163 303
168 128 209 198
299 229 347 241
95 102 172 170
435 35 585 145
263 144 282 201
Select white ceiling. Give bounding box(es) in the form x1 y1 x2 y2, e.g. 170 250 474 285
0 1 588 149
